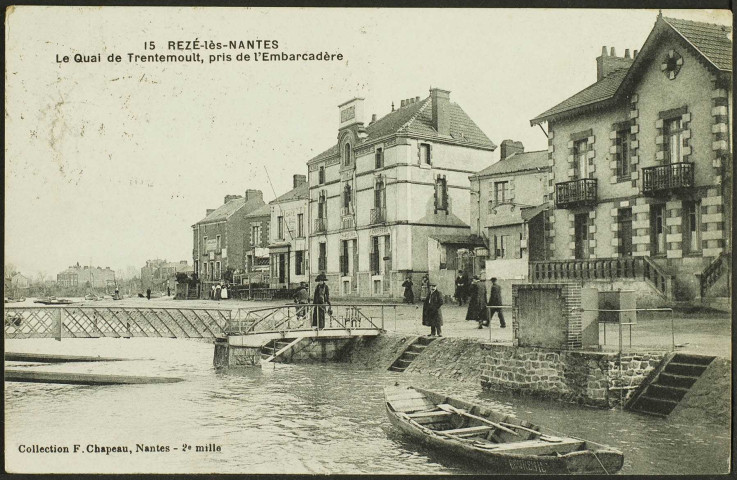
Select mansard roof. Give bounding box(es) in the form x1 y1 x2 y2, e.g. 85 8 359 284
307 93 495 165
472 150 549 178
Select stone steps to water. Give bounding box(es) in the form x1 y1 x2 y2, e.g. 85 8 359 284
628 353 715 417
388 336 436 373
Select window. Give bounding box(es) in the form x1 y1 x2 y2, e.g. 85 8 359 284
493 235 508 259
371 236 380 274
216 235 221 250
203 236 207 251
318 166 325 184
650 205 666 255
341 240 350 275
420 143 431 165
251 226 261 247
344 143 352 166
494 181 508 204
616 129 630 179
343 183 352 209
215 261 221 280
297 213 304 237
375 147 384 169
374 178 385 208
318 192 327 219
318 243 327 272
519 232 524 258
203 262 208 276
277 216 284 240
295 251 304 275
574 213 589 259
683 201 700 254
664 118 684 164
435 176 448 212
574 139 588 178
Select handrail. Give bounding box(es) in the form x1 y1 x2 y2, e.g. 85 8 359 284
700 251 731 297
642 256 671 298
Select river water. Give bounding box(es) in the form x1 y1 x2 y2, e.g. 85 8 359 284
4 338 730 474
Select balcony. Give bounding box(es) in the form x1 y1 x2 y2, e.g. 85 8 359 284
313 217 326 233
642 162 694 196
370 207 386 224
341 216 355 230
555 178 597 209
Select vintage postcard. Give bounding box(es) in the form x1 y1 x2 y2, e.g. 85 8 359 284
4 6 732 474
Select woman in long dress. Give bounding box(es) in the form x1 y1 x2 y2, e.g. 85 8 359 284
465 276 490 328
419 275 430 301
402 276 414 304
311 273 331 329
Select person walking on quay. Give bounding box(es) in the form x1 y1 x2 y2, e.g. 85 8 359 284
146 288 151 300
422 283 444 337
466 275 490 328
455 270 469 306
402 275 414 304
221 283 228 300
312 273 331 330
293 281 309 320
215 283 222 300
167 286 171 297
419 275 430 301
210 284 215 300
489 277 506 328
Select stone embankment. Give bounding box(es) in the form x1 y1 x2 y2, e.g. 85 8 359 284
344 333 672 409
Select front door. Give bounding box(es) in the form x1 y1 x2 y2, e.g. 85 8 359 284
618 208 633 257
278 254 286 284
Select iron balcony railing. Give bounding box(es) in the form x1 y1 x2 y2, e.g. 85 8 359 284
642 162 694 196
313 217 326 233
370 207 386 224
341 216 355 230
555 178 598 209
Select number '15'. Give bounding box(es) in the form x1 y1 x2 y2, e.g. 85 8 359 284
144 41 155 50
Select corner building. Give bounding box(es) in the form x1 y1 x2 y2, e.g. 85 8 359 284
530 14 732 302
307 89 496 299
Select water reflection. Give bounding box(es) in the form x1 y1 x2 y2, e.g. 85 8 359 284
4 338 730 474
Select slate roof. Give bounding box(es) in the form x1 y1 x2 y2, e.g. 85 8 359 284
269 182 309 204
245 203 272 218
664 16 732 71
531 15 732 125
530 69 628 125
307 94 495 164
472 150 549 178
195 198 264 225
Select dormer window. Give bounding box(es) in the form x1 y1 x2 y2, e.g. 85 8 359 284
344 143 352 166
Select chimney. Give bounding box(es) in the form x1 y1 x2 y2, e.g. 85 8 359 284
244 189 263 203
634 49 639 58
430 88 451 136
400 99 406 108
500 140 525 160
224 194 242 204
370 113 377 124
596 45 634 81
293 174 307 188
206 209 215 216
415 96 420 102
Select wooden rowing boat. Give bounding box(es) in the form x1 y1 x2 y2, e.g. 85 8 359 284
33 297 75 305
384 385 624 474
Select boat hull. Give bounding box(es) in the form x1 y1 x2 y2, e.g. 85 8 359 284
384 386 623 475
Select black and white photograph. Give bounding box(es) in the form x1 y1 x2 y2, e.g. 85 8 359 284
4 6 732 474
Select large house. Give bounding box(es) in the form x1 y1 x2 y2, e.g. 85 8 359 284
192 189 266 282
268 174 309 289
306 88 496 298
529 14 732 302
57 263 116 289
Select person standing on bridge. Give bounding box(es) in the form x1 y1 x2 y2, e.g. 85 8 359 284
422 283 444 337
312 273 331 330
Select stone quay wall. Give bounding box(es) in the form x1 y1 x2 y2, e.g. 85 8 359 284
479 343 666 408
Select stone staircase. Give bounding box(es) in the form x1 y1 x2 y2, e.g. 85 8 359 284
627 353 715 417
388 336 437 372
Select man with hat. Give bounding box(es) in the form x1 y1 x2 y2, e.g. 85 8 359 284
466 275 490 328
312 273 331 329
422 282 444 337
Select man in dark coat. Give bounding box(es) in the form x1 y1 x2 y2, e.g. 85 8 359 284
312 273 330 329
466 275 490 328
454 270 466 306
401 276 414 304
422 283 444 336
489 277 506 328
146 288 151 300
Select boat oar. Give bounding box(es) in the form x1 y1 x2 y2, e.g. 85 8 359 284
437 404 519 436
498 422 543 437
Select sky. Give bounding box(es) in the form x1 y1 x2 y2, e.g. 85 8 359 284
5 7 732 279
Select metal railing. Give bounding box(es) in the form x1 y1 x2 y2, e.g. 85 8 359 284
370 207 386 224
555 178 597 208
4 306 230 340
642 162 694 195
642 256 671 298
313 217 327 233
228 303 390 335
700 251 731 297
